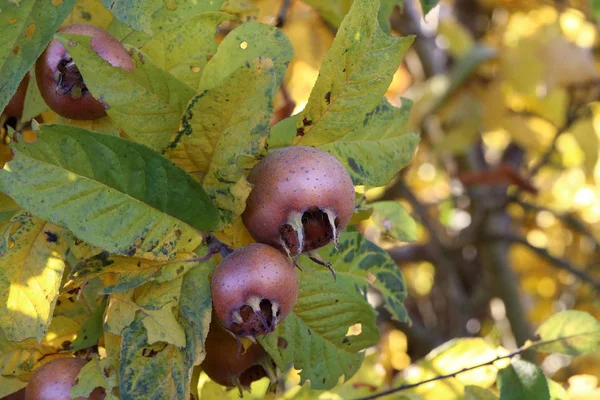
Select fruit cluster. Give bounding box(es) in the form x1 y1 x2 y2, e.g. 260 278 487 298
4 23 356 398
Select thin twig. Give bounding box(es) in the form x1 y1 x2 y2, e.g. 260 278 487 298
485 233 600 292
275 0 292 27
353 333 580 400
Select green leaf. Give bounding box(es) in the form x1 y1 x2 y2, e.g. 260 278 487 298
420 0 439 15
319 230 409 323
167 58 279 228
71 356 118 400
370 201 417 242
101 0 154 34
0 212 70 341
104 291 138 335
21 68 49 122
108 0 225 47
141 12 235 89
321 98 419 186
465 385 499 400
594 0 600 21
532 310 600 356
0 124 217 256
120 317 187 400
267 115 298 149
259 255 379 390
200 21 293 90
0 192 20 224
295 0 413 148
55 33 195 152
70 299 107 352
497 359 550 400
301 0 353 27
0 0 75 114
178 259 214 366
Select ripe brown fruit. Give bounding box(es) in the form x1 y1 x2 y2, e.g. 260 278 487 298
201 318 275 391
211 243 298 338
242 146 355 257
2 73 29 120
24 357 104 400
36 24 134 120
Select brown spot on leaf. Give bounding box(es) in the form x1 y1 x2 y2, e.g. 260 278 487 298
25 24 36 38
277 337 288 349
44 231 58 243
302 117 312 126
325 91 331 105
137 53 145 64
296 127 305 137
12 46 19 55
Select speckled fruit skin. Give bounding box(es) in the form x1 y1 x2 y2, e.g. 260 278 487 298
24 358 105 400
201 319 271 389
36 24 134 120
211 243 298 338
3 73 29 120
242 146 355 255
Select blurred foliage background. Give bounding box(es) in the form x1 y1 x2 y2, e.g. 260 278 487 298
233 0 600 398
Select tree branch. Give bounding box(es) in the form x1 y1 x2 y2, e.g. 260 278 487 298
485 233 600 292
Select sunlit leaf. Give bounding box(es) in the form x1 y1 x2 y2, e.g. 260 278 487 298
0 192 19 225
532 310 600 356
497 359 549 400
55 33 195 152
141 12 234 89
167 58 279 228
0 212 70 341
101 0 154 34
104 291 138 335
0 124 216 257
547 378 568 400
200 21 293 90
0 376 26 399
465 385 499 400
0 0 75 114
369 201 417 242
62 0 114 29
295 0 413 148
259 254 379 390
108 0 225 47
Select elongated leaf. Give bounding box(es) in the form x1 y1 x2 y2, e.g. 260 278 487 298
141 12 234 89
120 317 186 400
498 360 549 400
0 330 54 377
199 21 293 90
55 34 195 152
67 253 201 293
72 356 118 400
295 0 413 147
370 201 417 242
21 68 49 122
318 99 419 186
108 0 225 47
178 259 214 366
259 259 379 390
532 310 600 356
0 124 217 256
0 212 70 341
0 0 75 113
70 299 107 352
166 58 278 228
101 0 154 34
319 230 409 323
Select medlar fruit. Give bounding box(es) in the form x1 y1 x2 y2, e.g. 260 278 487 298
211 243 298 338
25 357 104 400
242 146 355 257
36 24 134 120
201 318 275 392
2 73 29 121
